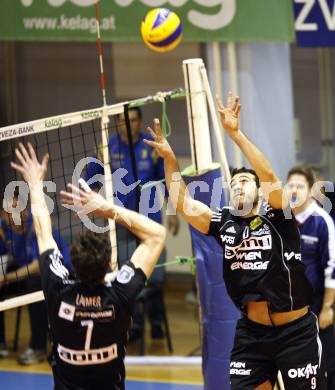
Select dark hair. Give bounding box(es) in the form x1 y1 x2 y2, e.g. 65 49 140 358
71 231 111 285
287 166 315 189
231 167 260 188
1 187 22 211
129 107 142 120
117 107 142 121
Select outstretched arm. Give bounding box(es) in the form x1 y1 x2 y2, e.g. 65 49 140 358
60 184 166 279
11 143 57 254
144 119 212 234
217 93 288 210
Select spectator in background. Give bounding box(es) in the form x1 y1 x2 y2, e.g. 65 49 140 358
0 190 72 364
85 107 179 341
287 167 335 390
310 167 335 221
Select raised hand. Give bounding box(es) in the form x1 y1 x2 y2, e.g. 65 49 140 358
217 92 241 135
60 181 109 218
143 118 174 159
11 143 49 185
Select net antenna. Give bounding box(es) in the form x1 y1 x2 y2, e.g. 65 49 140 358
183 59 231 184
94 0 118 272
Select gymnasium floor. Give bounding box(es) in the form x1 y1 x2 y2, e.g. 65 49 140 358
0 371 202 390
0 280 204 389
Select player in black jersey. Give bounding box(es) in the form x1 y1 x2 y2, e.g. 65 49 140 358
10 143 166 390
145 93 326 389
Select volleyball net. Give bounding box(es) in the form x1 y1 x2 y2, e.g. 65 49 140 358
0 59 231 329
0 88 188 312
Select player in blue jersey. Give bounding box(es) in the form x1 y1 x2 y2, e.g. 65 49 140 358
0 191 72 364
85 107 179 341
287 167 335 390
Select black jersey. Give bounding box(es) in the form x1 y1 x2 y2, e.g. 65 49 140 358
38 248 146 390
207 202 313 312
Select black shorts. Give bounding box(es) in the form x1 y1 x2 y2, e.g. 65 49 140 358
51 361 125 390
230 311 327 390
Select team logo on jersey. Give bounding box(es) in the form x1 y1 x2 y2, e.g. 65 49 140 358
221 235 235 245
231 260 269 271
226 226 236 234
59 302 75 322
250 217 263 231
58 343 118 366
284 252 301 261
141 149 148 159
287 363 318 379
230 361 251 376
225 235 272 259
117 265 135 284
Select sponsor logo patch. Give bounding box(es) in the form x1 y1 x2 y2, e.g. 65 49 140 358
250 217 263 231
221 235 235 245
230 361 251 376
284 252 301 261
287 363 318 379
58 302 75 322
251 224 270 236
225 235 272 259
116 265 135 284
45 118 62 128
231 260 269 271
81 110 102 120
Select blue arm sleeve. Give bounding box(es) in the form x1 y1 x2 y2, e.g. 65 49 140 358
318 215 335 289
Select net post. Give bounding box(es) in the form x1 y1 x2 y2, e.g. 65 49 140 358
182 59 213 172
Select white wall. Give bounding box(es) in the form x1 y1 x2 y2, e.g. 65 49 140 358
206 43 296 182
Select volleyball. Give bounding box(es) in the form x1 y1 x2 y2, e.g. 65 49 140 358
141 8 183 53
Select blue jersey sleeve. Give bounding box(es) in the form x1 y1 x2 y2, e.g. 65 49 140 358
318 213 335 289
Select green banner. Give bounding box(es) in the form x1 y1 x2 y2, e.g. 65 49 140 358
0 0 294 43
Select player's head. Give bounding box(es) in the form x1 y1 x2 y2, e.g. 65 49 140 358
1 189 29 232
71 231 111 285
117 107 142 143
286 166 315 209
230 167 261 212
